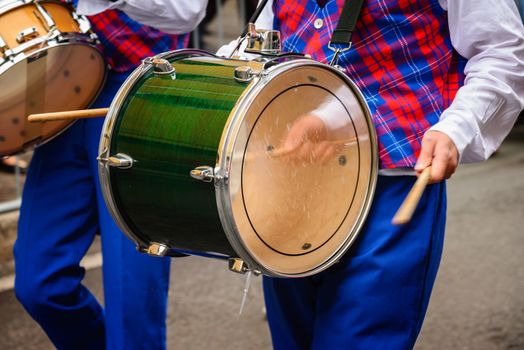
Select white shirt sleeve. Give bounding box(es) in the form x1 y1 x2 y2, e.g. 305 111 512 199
76 0 207 34
429 0 524 163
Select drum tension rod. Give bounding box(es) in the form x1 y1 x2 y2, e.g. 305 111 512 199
190 165 226 183
35 2 56 31
97 153 134 169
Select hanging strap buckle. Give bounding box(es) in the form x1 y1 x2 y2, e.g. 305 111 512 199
328 41 352 67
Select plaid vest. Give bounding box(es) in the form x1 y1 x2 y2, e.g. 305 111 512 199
87 9 188 72
273 0 466 168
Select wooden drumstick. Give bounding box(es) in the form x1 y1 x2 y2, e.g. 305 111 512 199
267 137 358 158
391 166 432 225
28 108 109 123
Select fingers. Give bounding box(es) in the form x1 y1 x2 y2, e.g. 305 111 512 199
282 141 339 165
282 114 327 153
310 141 338 164
430 143 448 182
434 141 458 180
282 142 311 163
282 126 306 154
415 131 459 183
296 142 315 162
415 136 436 176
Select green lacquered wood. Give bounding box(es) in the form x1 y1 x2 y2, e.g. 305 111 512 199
109 56 249 255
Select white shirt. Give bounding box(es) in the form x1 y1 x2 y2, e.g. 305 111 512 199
251 0 524 164
75 0 208 34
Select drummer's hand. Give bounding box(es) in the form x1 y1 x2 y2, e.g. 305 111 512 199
415 130 459 183
281 114 338 163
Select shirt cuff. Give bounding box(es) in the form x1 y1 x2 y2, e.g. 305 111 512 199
427 111 479 162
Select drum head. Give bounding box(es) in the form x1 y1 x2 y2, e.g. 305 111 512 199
221 61 377 276
0 43 105 156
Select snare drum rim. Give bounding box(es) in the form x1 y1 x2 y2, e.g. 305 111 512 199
0 31 102 75
0 0 34 15
0 0 97 67
98 49 216 252
215 59 379 277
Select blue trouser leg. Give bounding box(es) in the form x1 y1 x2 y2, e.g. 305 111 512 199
15 70 171 350
14 118 105 350
263 175 447 350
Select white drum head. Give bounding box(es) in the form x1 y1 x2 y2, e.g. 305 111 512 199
220 61 377 276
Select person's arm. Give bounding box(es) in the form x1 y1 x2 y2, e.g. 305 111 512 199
417 0 524 180
76 0 208 34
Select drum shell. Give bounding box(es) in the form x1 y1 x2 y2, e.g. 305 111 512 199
100 50 378 277
102 52 249 256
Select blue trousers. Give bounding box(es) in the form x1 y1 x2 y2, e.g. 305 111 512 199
263 175 446 350
14 71 171 350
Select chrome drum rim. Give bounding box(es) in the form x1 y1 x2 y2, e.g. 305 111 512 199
215 59 378 277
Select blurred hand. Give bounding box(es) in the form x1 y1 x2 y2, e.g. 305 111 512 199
279 114 339 164
415 130 459 183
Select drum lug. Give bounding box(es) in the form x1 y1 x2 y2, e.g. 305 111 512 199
16 27 39 43
97 153 134 169
234 66 257 83
190 165 224 183
146 242 169 257
143 57 176 76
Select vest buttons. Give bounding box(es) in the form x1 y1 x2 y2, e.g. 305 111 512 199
314 18 324 29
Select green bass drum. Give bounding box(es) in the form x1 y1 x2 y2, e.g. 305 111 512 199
98 49 378 277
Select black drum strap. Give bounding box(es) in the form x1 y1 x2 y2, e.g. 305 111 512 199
240 0 270 37
243 0 365 65
331 0 366 47
329 0 365 66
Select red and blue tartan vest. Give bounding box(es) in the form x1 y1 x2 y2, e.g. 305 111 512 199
87 9 188 72
273 0 466 169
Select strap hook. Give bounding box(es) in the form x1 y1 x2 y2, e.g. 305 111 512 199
328 41 352 67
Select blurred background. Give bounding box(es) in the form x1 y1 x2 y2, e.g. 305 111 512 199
1 1 523 349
